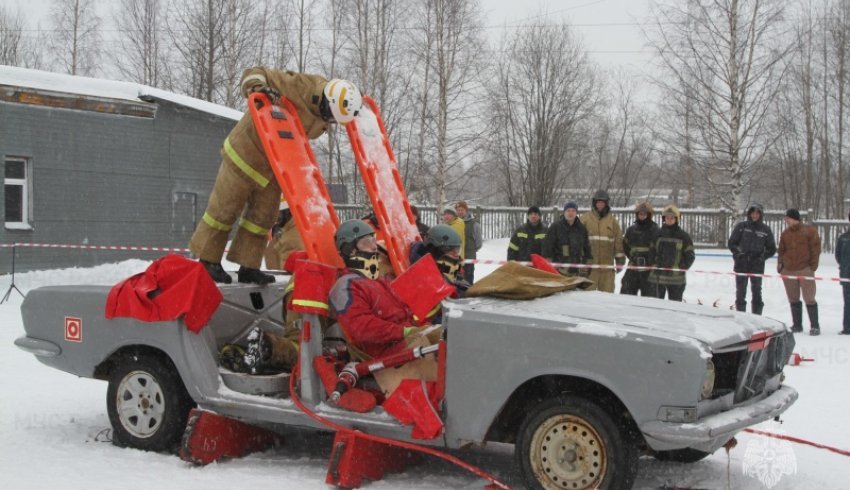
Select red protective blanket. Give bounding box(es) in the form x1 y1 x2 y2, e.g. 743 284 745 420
105 254 223 333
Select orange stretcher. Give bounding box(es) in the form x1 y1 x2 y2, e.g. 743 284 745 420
346 96 421 276
248 92 343 269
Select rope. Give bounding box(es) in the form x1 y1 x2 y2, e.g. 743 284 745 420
744 428 850 458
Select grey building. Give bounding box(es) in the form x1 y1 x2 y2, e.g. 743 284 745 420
1 66 241 273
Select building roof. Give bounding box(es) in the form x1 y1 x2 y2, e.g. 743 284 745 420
0 65 243 121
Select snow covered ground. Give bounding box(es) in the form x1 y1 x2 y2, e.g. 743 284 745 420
2 239 848 489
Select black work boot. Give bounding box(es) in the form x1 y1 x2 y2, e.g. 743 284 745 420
735 301 747 312
806 303 820 336
238 266 275 285
751 302 764 316
790 302 803 333
201 260 232 284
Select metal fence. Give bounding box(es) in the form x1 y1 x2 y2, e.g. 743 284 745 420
335 204 848 253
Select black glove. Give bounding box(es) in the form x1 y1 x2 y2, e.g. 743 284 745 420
578 268 591 278
252 85 281 104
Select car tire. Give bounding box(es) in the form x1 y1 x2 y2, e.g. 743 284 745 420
106 353 194 451
653 448 712 463
516 395 639 490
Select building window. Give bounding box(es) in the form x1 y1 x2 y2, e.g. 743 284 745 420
172 191 197 234
4 157 32 230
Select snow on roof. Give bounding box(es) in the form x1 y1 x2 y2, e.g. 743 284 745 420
0 65 243 121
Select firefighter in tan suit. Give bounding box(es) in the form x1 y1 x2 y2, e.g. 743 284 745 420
190 67 362 284
581 190 625 292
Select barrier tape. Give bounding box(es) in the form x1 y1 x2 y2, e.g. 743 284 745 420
466 258 850 283
0 242 193 254
2 241 847 283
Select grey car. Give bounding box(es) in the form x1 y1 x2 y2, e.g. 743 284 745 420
15 281 797 489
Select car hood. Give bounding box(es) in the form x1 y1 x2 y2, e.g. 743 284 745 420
446 290 788 349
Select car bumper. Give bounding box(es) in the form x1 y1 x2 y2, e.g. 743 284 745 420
14 336 61 357
640 385 798 451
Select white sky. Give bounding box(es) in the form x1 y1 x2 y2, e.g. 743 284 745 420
13 0 654 73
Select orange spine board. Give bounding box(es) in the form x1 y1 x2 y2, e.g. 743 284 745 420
248 93 343 269
346 97 420 276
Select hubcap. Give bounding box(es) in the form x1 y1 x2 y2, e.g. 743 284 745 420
529 414 607 489
116 371 166 438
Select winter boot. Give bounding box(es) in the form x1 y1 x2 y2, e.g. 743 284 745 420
201 260 232 284
751 302 764 316
237 266 275 285
806 303 820 336
735 301 747 312
790 302 803 333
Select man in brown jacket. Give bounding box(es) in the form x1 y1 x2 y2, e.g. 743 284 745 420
778 208 822 335
189 67 362 284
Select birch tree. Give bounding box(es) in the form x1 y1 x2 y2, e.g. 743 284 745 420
113 0 169 88
413 0 485 209
47 0 102 76
647 0 792 211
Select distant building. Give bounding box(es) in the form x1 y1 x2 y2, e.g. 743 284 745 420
1 66 241 273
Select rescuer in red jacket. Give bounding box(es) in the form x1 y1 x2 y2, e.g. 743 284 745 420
328 220 437 395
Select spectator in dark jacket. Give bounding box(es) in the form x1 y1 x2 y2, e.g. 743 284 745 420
648 204 695 301
507 206 547 262
835 212 850 335
621 202 659 296
778 208 822 335
542 201 593 277
727 203 777 315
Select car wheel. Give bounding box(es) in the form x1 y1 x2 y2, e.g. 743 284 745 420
106 353 194 451
653 448 711 463
516 395 638 490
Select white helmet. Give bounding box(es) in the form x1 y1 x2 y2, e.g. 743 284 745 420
323 79 362 124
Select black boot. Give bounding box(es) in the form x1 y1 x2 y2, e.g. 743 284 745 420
751 302 764 316
201 260 232 284
735 301 747 312
790 302 803 333
238 266 275 285
806 303 820 336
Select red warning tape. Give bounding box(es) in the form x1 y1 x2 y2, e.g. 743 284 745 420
744 428 850 458
0 242 192 254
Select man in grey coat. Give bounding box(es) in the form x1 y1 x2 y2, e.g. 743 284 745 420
455 200 483 283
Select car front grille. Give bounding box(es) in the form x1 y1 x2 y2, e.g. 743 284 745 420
710 332 795 403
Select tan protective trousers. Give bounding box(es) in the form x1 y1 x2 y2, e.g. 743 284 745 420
189 159 281 269
782 267 817 305
588 269 616 293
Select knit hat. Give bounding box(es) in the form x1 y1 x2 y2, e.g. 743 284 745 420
455 200 469 211
563 201 578 211
785 208 801 221
527 205 541 215
443 208 458 217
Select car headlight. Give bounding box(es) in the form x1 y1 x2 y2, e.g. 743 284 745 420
701 359 716 400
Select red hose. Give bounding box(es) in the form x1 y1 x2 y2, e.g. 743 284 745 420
744 428 850 458
288 362 510 489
